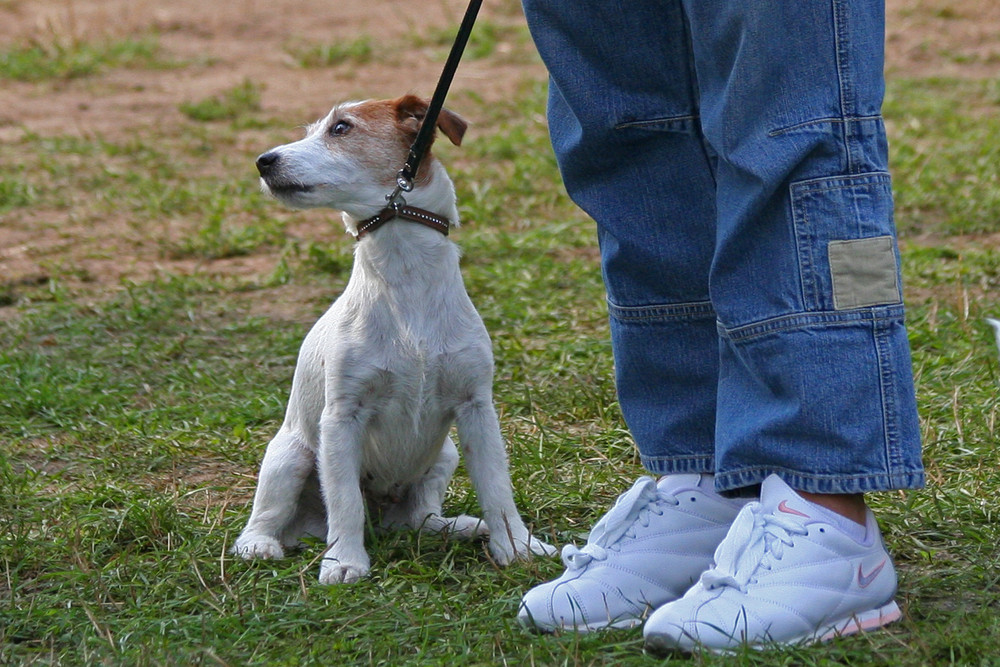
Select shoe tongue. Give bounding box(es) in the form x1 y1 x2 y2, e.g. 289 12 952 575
586 476 659 547
759 474 813 520
656 473 703 494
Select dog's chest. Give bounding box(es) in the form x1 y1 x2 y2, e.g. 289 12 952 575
359 348 452 429
322 305 476 486
318 244 490 487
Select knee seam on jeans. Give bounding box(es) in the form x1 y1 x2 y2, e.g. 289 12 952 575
608 299 716 323
767 114 883 138
613 114 700 132
718 305 906 342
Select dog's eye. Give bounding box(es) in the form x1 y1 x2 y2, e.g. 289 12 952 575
330 120 352 136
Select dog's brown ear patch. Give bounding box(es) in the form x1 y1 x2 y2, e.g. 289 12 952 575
394 94 428 133
435 108 467 147
393 95 467 147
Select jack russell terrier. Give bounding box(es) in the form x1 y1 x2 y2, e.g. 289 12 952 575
232 95 555 584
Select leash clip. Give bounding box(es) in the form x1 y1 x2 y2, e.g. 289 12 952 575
385 171 413 209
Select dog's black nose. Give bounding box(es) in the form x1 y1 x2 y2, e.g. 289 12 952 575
256 151 280 176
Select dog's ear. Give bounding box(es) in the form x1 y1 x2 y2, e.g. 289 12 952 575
435 108 467 147
394 95 467 147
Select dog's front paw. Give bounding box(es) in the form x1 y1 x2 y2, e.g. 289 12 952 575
232 534 285 560
318 558 370 585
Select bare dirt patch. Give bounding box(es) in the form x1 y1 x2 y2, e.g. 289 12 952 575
886 0 1000 79
1 0 542 303
0 0 540 138
1 0 997 298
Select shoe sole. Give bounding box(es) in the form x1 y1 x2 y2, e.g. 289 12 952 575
816 599 902 642
518 613 644 634
644 600 902 654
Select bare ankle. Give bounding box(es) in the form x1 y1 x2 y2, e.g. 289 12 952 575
797 491 867 525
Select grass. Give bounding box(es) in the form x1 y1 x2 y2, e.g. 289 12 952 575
282 15 535 71
180 80 264 124
0 178 37 213
0 36 166 82
415 19 535 62
285 36 376 69
2 13 1000 667
885 77 1000 236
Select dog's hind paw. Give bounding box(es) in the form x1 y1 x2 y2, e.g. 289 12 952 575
488 533 558 565
446 514 490 539
232 534 285 560
421 513 489 539
526 535 558 558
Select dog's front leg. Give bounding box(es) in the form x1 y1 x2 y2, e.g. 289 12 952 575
454 396 556 564
316 406 370 584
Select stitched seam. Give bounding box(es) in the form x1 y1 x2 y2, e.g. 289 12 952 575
613 114 698 131
791 172 891 195
791 187 816 310
720 306 905 343
715 467 925 494
874 321 903 472
607 299 715 322
768 114 883 138
831 0 855 172
640 454 714 464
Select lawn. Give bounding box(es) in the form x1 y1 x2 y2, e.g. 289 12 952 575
2 1 999 665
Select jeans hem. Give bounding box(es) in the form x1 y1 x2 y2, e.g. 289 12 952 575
608 299 716 323
640 454 714 476
714 466 925 495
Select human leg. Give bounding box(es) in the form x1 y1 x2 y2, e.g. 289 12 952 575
523 0 720 474
678 0 924 496
518 0 737 631
645 0 922 650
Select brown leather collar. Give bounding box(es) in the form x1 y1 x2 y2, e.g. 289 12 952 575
354 205 451 240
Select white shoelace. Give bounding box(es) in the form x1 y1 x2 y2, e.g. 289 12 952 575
699 502 808 593
561 477 679 570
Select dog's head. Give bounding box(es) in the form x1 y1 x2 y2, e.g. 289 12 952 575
256 95 467 221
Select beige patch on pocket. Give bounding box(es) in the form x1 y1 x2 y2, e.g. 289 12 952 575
828 235 901 310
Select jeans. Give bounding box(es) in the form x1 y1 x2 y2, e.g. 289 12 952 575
521 0 924 494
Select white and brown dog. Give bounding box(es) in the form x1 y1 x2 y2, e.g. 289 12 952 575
232 95 555 584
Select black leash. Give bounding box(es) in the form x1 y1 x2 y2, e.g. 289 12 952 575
386 0 483 208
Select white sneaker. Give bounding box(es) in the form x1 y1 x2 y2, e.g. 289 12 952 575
517 474 745 632
643 474 902 653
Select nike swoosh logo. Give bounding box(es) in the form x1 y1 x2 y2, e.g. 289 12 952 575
777 500 809 518
858 559 887 588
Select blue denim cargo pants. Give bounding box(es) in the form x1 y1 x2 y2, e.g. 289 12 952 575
521 0 924 494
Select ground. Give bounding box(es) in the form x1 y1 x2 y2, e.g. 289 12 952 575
1 0 999 295
2 3 999 664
